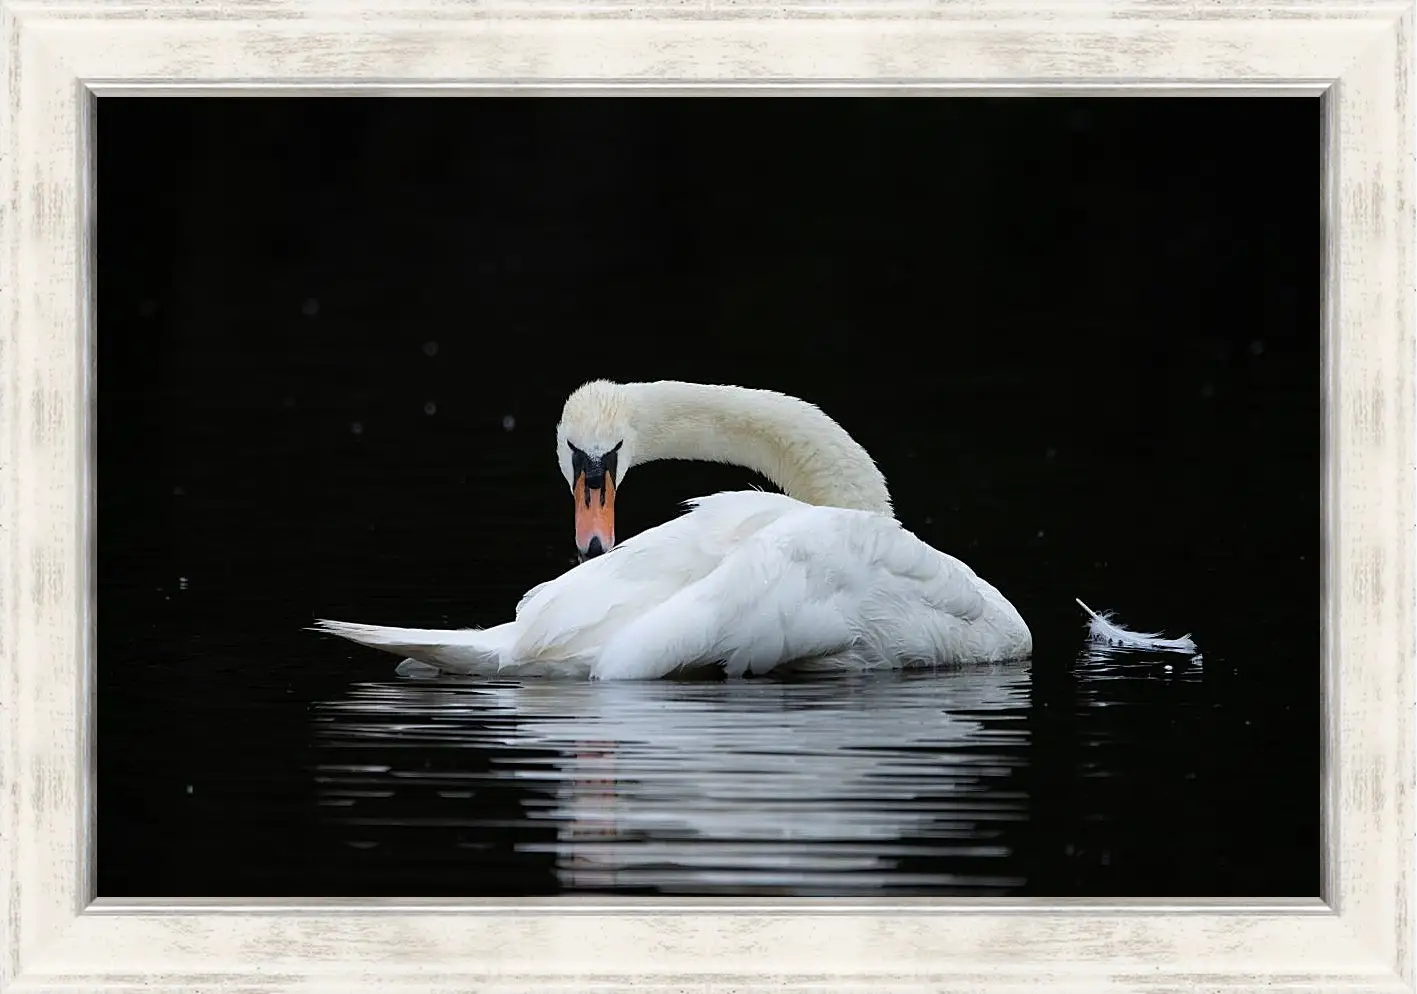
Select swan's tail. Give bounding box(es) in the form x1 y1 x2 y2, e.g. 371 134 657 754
312 619 515 675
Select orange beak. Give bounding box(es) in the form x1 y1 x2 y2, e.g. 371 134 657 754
574 471 616 560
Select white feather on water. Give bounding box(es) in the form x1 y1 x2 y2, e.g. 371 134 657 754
1074 598 1199 655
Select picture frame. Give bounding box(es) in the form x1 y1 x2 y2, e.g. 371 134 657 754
2 0 1412 991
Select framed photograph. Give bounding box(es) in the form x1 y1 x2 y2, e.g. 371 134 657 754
2 1 1412 992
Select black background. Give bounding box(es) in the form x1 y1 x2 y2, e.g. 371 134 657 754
98 97 1318 897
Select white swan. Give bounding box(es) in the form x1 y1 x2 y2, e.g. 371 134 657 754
315 380 1032 680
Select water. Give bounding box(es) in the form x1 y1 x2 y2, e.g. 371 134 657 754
312 667 1035 895
303 645 1232 897
96 96 1318 898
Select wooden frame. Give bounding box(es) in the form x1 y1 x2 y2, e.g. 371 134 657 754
1 1 1412 991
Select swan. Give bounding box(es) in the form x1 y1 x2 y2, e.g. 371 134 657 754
314 380 1032 680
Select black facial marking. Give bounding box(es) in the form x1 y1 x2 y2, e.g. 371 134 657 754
570 445 590 485
603 441 622 486
569 440 623 506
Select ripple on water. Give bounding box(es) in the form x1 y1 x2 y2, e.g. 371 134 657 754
310 664 1035 896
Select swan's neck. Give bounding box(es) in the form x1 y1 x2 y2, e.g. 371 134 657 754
626 381 894 517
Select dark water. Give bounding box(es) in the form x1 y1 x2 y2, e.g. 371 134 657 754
96 96 1319 898
313 668 1036 896
308 651 1225 897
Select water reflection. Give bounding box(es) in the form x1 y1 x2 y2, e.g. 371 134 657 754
1078 640 1203 677
310 664 1033 896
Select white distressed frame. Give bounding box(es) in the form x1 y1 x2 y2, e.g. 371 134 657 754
0 0 1411 991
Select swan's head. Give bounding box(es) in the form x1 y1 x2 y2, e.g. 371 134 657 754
556 380 638 561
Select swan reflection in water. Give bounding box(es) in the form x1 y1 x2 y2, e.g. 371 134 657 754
310 663 1033 896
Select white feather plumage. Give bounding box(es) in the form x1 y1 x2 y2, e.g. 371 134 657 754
1074 598 1199 655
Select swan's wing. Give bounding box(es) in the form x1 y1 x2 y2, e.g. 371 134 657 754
849 519 1032 665
509 491 806 664
514 579 551 617
593 507 1028 680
